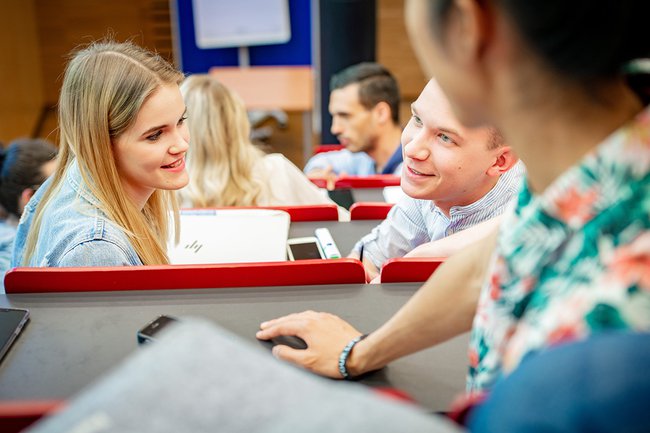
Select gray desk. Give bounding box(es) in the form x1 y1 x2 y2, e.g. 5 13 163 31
289 220 378 254
350 188 387 203
0 284 468 411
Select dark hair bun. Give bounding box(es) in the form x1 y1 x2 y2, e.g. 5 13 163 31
501 0 650 79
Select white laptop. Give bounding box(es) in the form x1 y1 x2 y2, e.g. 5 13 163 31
168 209 290 265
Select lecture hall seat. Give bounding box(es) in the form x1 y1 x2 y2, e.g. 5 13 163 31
334 175 401 189
349 202 394 220
313 144 344 154
181 204 339 222
0 400 63 433
4 259 366 294
309 174 401 190
379 257 445 283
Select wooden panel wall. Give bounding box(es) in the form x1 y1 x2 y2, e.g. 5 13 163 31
0 0 43 144
0 0 174 144
34 0 174 105
2 0 423 150
377 0 428 126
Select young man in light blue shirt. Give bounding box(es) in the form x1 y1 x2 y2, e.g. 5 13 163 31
304 63 404 186
350 79 525 280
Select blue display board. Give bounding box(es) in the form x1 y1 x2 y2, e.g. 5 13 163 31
174 0 312 73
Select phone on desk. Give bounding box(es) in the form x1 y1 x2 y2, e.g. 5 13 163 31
0 307 30 362
137 315 179 345
327 188 355 210
286 237 325 261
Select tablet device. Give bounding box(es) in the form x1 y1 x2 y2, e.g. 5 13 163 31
0 307 29 362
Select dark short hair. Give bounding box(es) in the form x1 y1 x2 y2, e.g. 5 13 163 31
330 62 400 124
0 139 58 217
430 1 650 85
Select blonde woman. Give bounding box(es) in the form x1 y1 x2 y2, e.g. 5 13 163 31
179 75 346 217
12 40 189 267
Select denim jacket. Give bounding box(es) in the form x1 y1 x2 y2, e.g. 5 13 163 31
12 160 142 267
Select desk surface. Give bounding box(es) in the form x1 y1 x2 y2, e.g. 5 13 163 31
349 188 387 203
208 66 313 111
0 283 468 411
289 220 377 254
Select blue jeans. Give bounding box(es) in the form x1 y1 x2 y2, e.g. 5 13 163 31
468 331 650 433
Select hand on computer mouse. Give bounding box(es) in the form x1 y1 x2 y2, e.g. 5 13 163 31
257 310 365 379
271 334 308 350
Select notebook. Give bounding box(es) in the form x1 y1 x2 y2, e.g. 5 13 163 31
26 319 459 433
168 209 290 264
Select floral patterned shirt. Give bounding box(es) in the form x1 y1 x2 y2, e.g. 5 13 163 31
467 105 650 393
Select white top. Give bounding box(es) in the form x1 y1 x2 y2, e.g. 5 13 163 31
254 154 349 220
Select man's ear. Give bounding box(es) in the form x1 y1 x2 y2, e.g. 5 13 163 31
18 188 35 214
372 101 393 125
486 146 517 176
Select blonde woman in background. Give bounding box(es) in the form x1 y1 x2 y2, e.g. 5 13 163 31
12 40 190 267
179 75 348 219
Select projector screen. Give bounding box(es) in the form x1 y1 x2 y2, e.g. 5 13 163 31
192 0 291 49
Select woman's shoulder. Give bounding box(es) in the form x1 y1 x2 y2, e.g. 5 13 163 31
260 153 298 169
20 183 140 267
57 236 142 267
27 215 141 267
253 153 304 182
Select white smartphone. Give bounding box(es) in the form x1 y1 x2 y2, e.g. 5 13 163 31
286 237 325 261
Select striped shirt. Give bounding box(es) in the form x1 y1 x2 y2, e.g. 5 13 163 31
352 161 526 268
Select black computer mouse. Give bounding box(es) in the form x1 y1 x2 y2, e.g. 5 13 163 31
270 335 308 350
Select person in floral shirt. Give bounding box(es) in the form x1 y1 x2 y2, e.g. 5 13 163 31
256 0 650 425
468 105 650 392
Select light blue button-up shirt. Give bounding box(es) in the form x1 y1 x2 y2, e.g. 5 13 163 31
304 146 403 176
353 161 526 268
12 160 143 268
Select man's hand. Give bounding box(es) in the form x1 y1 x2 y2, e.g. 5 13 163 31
347 251 380 282
362 256 379 282
257 310 364 378
306 166 338 190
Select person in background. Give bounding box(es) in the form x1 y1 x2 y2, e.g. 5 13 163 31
12 40 189 268
258 0 650 427
304 63 404 187
0 139 57 288
178 75 348 219
349 78 523 280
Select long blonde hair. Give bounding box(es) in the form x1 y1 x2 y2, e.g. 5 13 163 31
23 40 185 265
179 75 269 207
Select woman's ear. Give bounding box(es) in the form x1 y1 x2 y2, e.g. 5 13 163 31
487 146 518 176
446 0 493 65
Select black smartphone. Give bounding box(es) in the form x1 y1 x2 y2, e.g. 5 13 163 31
328 188 356 210
0 307 30 362
137 315 178 345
